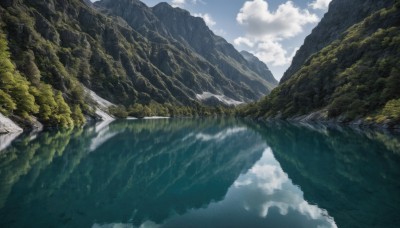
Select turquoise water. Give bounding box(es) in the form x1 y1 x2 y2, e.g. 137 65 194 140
0 119 399 227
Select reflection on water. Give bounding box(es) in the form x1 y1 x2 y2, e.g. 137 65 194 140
0 119 399 227
249 121 400 228
0 132 22 152
161 148 336 228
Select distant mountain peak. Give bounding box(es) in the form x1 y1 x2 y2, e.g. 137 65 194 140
96 0 278 95
0 0 278 128
240 51 277 85
153 2 173 9
96 0 147 7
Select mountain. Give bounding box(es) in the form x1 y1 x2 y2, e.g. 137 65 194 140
0 0 276 129
240 1 400 127
240 51 277 84
281 0 396 83
95 0 277 99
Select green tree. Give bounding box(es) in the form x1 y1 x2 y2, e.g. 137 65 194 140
71 105 86 126
0 90 15 115
54 91 73 127
0 31 38 118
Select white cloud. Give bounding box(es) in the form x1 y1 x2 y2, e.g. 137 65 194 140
195 127 247 141
234 37 255 48
171 0 185 7
237 0 318 40
235 39 299 67
191 0 206 5
234 0 319 68
171 0 204 8
193 13 216 27
231 148 338 227
252 41 299 66
309 0 332 10
214 29 227 37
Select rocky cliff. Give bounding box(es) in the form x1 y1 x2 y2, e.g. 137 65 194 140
241 51 277 84
95 0 277 99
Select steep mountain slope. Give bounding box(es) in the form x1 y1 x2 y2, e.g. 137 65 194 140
240 51 277 84
0 0 275 128
95 0 277 98
241 1 400 127
281 0 395 83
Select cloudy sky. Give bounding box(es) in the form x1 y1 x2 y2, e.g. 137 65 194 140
92 0 332 80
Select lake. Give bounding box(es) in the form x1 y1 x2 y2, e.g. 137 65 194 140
0 119 399 228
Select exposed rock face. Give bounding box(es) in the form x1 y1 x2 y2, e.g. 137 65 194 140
280 0 395 83
95 0 277 101
0 132 21 152
0 0 277 116
241 51 277 85
83 0 93 6
0 113 23 134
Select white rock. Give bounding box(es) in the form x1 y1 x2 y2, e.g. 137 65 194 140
84 87 116 121
0 132 22 152
0 113 23 134
95 108 114 122
84 87 115 110
196 92 243 106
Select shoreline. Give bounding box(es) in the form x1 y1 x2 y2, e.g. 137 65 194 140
257 117 400 133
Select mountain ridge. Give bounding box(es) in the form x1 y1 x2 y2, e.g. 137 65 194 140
240 51 277 84
281 0 396 83
95 0 276 97
240 0 400 128
0 0 276 129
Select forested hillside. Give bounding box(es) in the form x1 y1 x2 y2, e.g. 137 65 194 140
0 30 85 128
0 0 276 129
240 1 400 127
281 0 395 83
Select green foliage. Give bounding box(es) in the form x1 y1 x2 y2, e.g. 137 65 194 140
371 99 400 124
0 89 15 115
124 102 235 118
383 99 400 119
0 31 39 119
241 3 400 124
0 0 276 130
29 84 57 123
29 84 76 128
0 24 87 128
54 91 73 128
71 105 86 126
109 105 129 119
10 75 39 118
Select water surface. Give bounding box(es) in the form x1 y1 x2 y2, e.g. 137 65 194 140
0 119 399 227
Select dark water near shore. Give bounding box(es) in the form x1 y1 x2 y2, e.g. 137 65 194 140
0 119 400 228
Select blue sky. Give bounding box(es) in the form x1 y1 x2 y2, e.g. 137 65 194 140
92 0 332 80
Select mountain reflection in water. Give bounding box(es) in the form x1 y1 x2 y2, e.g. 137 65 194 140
0 119 399 228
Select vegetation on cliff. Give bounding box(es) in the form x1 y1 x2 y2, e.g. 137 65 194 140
240 2 400 127
0 0 276 129
0 31 85 128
